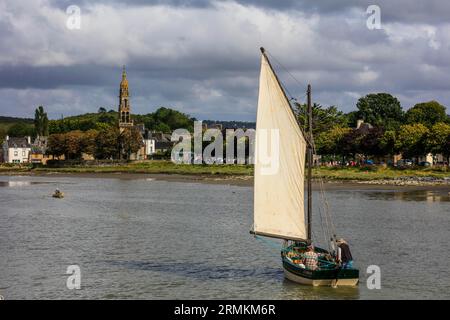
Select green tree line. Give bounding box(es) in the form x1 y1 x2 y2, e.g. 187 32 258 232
307 94 450 164
46 127 143 160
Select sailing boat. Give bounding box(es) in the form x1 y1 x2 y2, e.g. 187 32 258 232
251 48 359 286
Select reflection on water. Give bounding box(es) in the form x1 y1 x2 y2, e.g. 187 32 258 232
364 190 450 202
281 279 360 300
1 175 450 300
107 260 281 281
0 180 54 187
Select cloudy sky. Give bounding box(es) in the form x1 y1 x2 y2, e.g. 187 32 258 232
1 0 450 121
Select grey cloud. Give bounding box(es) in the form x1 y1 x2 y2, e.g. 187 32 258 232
0 0 449 121
50 0 450 24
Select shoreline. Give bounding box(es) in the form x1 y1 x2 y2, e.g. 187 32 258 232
1 169 450 192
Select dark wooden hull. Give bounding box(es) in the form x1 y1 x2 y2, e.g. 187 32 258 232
282 249 359 286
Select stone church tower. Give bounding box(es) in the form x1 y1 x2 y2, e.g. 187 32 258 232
118 66 133 132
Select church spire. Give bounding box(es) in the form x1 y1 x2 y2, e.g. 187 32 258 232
122 65 126 80
118 66 132 130
120 65 129 91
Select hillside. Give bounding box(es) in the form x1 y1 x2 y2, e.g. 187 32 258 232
0 107 196 139
0 116 34 140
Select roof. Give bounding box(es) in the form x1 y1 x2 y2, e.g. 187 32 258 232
155 141 174 149
6 137 31 148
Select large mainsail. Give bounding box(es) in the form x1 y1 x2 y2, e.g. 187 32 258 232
253 50 307 241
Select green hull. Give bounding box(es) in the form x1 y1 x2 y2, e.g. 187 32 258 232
281 245 359 286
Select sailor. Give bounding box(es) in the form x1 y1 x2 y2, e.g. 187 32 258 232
337 238 353 269
303 244 319 271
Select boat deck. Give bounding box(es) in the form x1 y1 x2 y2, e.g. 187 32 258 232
281 243 359 286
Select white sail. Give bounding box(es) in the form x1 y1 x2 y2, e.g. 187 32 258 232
253 51 307 241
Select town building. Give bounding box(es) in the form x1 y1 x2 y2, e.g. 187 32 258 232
143 130 156 156
2 136 32 163
29 136 49 164
152 132 174 154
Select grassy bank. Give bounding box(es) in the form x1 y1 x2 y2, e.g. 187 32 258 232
1 162 449 182
312 166 450 181
0 161 253 176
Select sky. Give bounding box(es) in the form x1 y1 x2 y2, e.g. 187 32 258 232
1 0 450 121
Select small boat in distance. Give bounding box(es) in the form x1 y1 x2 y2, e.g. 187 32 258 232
52 189 64 199
251 47 359 286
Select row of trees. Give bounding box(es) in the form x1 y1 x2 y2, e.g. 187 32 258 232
47 127 143 160
315 122 450 162
298 94 450 164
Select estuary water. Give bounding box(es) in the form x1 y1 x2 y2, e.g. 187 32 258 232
0 175 449 300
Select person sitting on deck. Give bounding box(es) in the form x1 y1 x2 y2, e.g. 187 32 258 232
337 238 353 269
303 245 319 271
286 246 303 265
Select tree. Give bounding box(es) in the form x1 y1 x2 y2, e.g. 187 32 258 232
81 129 98 155
344 110 359 128
315 126 351 157
405 101 447 127
0 127 6 141
7 123 34 137
47 133 66 158
64 130 84 159
396 124 429 160
340 129 366 159
427 122 450 164
154 122 171 133
34 106 49 137
95 127 120 159
356 93 404 130
379 130 398 156
295 103 347 136
98 107 107 113
119 127 143 159
151 107 194 132
359 127 385 158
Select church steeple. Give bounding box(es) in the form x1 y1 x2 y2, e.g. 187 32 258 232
118 65 132 130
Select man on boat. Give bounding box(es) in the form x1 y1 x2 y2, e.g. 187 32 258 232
337 238 353 269
303 245 319 271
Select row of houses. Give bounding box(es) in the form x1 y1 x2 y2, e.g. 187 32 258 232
0 132 174 164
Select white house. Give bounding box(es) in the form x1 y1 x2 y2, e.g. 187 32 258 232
2 136 32 163
144 138 156 157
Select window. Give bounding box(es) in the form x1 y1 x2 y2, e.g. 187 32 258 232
14 151 18 157
22 150 26 156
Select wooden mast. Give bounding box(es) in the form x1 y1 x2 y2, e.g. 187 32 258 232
307 84 312 242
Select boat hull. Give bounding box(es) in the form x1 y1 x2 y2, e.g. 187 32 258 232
282 258 359 287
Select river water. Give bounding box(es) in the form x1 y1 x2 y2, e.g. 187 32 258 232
0 175 449 300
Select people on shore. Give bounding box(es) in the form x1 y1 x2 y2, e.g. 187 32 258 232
337 238 353 269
